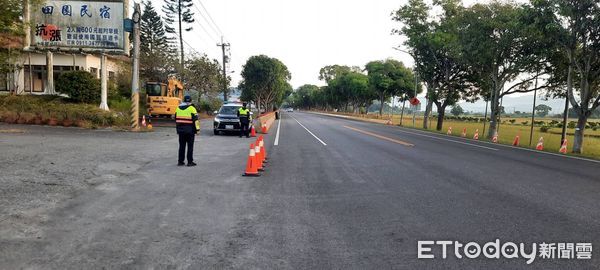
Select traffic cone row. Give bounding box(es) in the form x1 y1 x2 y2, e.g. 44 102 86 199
243 136 269 177
447 127 566 154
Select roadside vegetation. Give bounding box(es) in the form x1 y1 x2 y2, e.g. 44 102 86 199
0 95 130 128
288 0 599 156
313 110 600 159
238 55 293 112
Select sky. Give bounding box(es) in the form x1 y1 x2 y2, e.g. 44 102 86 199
145 0 412 88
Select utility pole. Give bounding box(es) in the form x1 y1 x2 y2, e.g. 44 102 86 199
217 36 230 101
130 3 141 130
529 71 539 146
413 60 418 128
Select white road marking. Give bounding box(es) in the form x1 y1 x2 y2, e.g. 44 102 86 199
274 114 282 146
392 128 499 151
309 111 600 164
472 137 600 164
290 114 327 146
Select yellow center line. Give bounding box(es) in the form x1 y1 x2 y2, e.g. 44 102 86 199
343 126 414 147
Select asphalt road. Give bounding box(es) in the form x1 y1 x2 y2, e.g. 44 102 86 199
1 112 598 269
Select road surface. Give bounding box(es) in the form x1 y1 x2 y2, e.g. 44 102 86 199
0 112 598 269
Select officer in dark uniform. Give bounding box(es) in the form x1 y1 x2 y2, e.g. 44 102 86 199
237 102 251 138
175 95 198 166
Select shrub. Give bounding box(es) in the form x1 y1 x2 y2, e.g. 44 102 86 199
109 97 132 113
567 121 577 129
521 121 529 125
540 125 551 133
0 96 129 128
509 119 517 124
56 71 101 103
198 98 223 114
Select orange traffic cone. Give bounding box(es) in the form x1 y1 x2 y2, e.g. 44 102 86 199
536 137 544 150
243 143 260 176
250 125 256 137
447 126 452 135
261 123 268 134
492 132 498 143
256 137 265 163
142 115 147 127
255 142 264 171
259 135 268 162
512 135 520 146
473 129 479 140
559 139 568 154
461 128 467 138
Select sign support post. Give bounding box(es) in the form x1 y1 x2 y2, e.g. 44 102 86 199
99 53 109 110
46 51 55 95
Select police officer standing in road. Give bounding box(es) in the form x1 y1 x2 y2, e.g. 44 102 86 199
237 102 251 138
175 95 199 166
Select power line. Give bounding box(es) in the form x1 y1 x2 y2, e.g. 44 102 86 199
190 4 220 43
173 25 216 54
182 39 202 56
195 0 223 37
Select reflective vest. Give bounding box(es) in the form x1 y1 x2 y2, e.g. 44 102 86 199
176 105 197 125
238 108 250 118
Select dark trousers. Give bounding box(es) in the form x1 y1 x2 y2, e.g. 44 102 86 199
178 133 195 163
240 119 250 137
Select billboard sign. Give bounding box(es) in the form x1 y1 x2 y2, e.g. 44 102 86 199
29 0 126 52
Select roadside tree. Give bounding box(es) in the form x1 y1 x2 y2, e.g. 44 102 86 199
393 0 474 130
451 104 464 116
163 0 195 69
534 104 552 117
530 0 600 153
184 54 225 101
239 55 292 112
140 1 175 81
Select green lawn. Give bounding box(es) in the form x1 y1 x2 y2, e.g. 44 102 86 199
386 115 600 159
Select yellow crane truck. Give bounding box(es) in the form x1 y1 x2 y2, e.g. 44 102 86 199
145 77 184 117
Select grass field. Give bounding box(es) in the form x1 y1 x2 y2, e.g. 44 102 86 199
324 111 600 160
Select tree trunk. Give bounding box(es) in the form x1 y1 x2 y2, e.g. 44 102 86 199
178 0 184 70
379 94 384 116
487 84 502 139
436 104 446 131
400 99 406 126
573 111 588 153
423 98 433 129
257 97 261 114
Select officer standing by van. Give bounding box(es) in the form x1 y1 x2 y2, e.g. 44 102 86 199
175 95 198 166
237 102 251 138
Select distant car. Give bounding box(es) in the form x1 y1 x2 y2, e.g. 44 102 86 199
284 108 294 112
213 103 243 135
